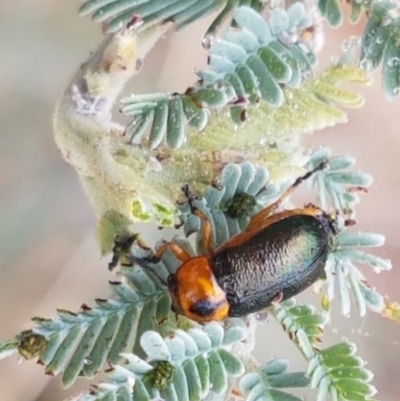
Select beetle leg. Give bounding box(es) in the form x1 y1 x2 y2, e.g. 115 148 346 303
271 292 284 306
152 241 192 263
131 242 192 287
245 161 328 232
191 208 213 254
182 185 213 254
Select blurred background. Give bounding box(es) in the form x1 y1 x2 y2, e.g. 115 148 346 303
1 1 400 400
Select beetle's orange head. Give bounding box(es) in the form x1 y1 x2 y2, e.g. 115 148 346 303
167 256 230 323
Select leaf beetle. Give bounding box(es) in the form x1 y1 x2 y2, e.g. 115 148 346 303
141 161 337 323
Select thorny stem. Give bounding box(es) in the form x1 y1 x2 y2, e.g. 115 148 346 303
53 22 174 253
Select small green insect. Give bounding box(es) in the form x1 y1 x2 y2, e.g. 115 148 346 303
145 360 175 390
222 192 257 218
17 331 48 360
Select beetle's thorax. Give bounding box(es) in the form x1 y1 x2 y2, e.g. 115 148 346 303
168 256 229 323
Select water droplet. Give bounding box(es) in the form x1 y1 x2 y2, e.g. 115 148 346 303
202 34 215 49
360 58 373 71
255 311 269 323
376 35 385 44
341 39 352 52
84 357 93 365
387 57 400 67
353 36 361 46
330 55 339 63
392 87 400 96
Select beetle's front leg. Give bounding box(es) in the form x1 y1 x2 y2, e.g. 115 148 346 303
142 241 192 264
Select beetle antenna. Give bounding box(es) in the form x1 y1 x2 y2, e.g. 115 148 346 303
125 255 168 286
181 184 201 210
292 160 329 188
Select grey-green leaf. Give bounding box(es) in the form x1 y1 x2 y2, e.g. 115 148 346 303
234 6 272 43
218 349 244 376
167 98 185 149
247 55 283 106
208 351 228 395
337 232 385 247
140 331 171 361
148 102 168 149
382 34 400 100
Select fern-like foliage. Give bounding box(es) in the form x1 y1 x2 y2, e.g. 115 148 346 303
239 359 309 401
304 148 392 318
121 8 368 151
306 340 376 401
274 299 328 348
1 240 180 388
78 0 265 34
177 161 281 251
123 60 368 151
274 303 376 401
307 148 373 218
360 6 400 100
82 325 246 401
122 6 318 149
327 230 391 317
317 0 400 100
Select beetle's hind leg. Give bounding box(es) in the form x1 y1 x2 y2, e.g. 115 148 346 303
245 161 328 232
182 185 213 255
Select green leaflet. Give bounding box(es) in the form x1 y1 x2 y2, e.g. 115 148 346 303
274 300 328 347
79 0 265 34
239 359 309 401
7 251 169 389
308 342 376 401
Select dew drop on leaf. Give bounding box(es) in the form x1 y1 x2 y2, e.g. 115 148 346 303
392 87 400 96
341 39 352 52
202 34 215 49
376 35 385 44
359 59 372 71
387 57 400 67
255 311 269 323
